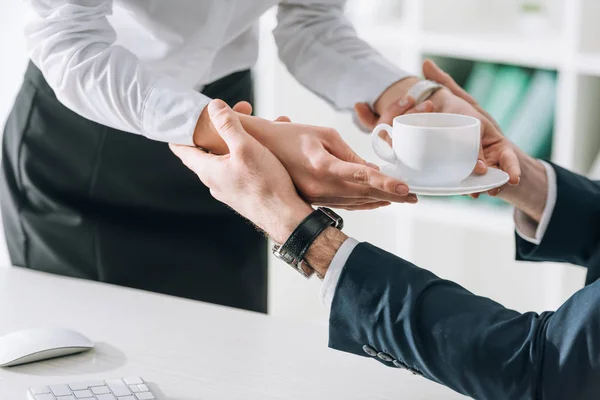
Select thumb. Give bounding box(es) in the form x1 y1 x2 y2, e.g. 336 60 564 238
354 102 378 130
208 99 249 152
169 143 219 184
378 96 416 125
232 101 253 115
423 59 475 105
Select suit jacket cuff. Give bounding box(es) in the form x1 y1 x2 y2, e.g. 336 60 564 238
516 162 600 274
514 160 557 245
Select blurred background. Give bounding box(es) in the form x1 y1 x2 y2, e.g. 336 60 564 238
2 0 599 324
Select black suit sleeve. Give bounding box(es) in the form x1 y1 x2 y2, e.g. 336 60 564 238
516 164 600 281
329 243 600 400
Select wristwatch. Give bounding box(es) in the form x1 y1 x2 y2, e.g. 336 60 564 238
272 207 344 278
407 79 444 104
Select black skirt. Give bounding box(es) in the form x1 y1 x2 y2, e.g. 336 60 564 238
1 62 267 313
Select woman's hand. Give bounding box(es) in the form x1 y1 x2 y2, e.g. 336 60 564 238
239 114 418 210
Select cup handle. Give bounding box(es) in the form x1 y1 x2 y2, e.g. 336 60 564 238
371 124 397 164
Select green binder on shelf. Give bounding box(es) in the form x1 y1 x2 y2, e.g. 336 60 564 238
505 70 557 160
482 65 532 132
464 62 499 105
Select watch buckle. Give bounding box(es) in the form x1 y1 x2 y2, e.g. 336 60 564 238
272 244 315 278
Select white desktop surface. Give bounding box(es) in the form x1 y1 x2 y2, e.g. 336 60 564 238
0 267 466 399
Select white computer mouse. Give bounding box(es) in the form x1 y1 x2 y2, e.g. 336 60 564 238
0 327 94 367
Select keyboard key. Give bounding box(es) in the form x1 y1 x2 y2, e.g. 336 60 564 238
69 381 104 391
106 379 131 396
35 395 56 400
96 394 117 400
129 385 142 393
31 387 51 394
124 377 143 385
135 393 155 400
50 385 71 396
73 389 93 398
137 384 149 392
92 386 111 395
117 397 135 400
57 396 76 400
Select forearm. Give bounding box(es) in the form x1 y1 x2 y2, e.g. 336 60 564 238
27 0 205 144
328 242 600 399
274 2 412 111
498 146 548 223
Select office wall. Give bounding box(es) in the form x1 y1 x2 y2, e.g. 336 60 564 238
0 2 587 320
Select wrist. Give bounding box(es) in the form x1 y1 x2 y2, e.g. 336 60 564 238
498 147 548 222
304 227 348 277
193 106 229 154
373 76 421 116
267 200 314 245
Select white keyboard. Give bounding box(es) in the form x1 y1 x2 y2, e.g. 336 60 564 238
28 377 161 400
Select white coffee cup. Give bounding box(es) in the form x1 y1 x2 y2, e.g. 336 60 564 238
372 113 481 186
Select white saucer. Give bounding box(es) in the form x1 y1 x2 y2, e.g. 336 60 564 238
380 164 510 196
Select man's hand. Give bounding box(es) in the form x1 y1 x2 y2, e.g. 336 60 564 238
239 114 417 210
172 100 314 244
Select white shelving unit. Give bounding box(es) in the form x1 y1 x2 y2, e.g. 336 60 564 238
259 0 597 323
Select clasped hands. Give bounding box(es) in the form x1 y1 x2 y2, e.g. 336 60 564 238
172 60 524 244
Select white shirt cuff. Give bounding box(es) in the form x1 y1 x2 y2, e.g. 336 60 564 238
320 238 359 310
514 161 557 245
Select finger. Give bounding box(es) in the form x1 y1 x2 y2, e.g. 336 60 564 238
499 147 522 186
169 144 220 181
354 102 379 130
487 187 502 197
423 59 502 132
314 201 392 211
338 182 416 203
232 101 253 115
328 160 410 196
208 99 251 152
423 60 475 103
341 202 392 211
325 133 372 168
404 100 435 114
378 96 416 125
275 115 292 123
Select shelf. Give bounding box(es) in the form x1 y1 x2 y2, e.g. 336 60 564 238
421 32 563 70
395 198 515 234
577 54 600 77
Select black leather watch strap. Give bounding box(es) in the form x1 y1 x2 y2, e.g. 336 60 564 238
273 207 343 278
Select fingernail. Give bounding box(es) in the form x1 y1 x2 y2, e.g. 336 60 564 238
477 160 486 169
416 102 428 112
509 176 521 187
367 162 380 170
208 100 227 115
395 184 409 196
399 98 410 108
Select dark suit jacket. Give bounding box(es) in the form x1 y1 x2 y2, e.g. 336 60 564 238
328 164 600 400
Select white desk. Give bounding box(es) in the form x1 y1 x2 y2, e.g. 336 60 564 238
0 268 466 400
